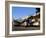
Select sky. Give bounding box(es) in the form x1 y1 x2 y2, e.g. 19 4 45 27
12 7 37 19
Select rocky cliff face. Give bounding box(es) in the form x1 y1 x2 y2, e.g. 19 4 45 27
13 12 40 27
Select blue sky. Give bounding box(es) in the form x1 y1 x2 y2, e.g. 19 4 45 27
12 7 37 19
